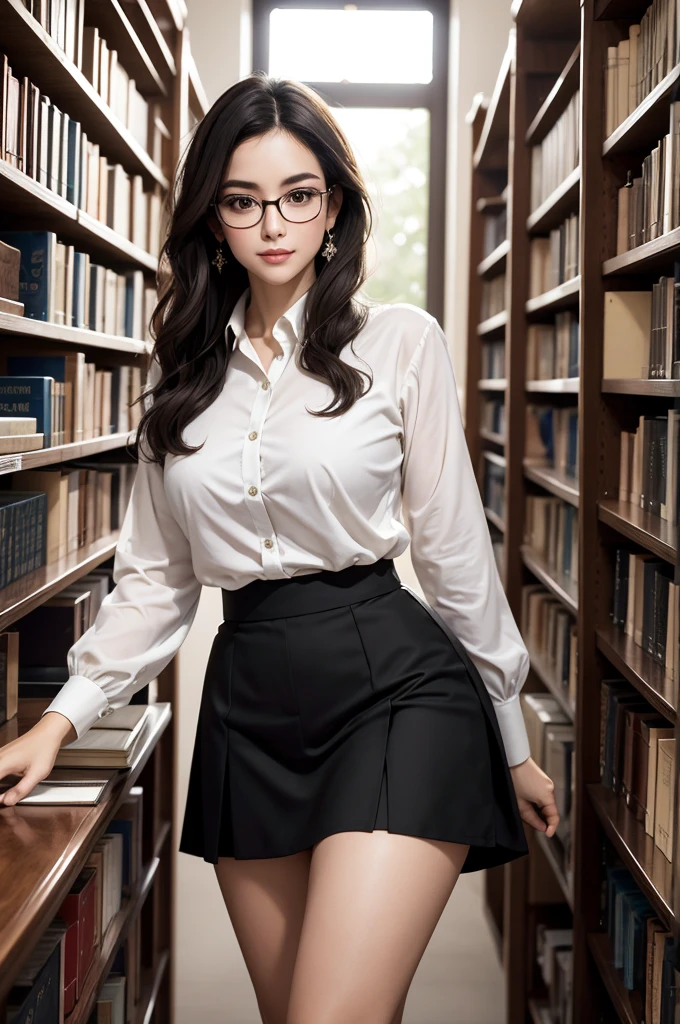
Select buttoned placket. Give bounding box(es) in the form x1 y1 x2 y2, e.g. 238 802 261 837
238 324 293 577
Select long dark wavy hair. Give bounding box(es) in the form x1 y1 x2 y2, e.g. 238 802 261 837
133 71 376 465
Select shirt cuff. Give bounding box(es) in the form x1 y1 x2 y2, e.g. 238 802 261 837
493 694 531 767
40 675 112 740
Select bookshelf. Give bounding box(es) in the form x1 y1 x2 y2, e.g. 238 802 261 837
465 1 680 1021
0 0 207 1020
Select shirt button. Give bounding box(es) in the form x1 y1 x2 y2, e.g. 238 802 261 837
248 485 258 496
249 431 258 440
264 539 274 549
261 380 270 390
276 354 283 360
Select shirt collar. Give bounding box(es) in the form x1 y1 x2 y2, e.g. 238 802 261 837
226 284 312 354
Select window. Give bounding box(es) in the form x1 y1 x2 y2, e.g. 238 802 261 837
252 0 449 320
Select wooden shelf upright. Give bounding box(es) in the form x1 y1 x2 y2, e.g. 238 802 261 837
465 0 680 1021
0 3 209 1022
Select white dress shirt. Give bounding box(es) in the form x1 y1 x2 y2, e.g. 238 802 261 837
41 283 532 767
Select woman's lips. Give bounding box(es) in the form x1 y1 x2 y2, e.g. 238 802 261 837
258 252 293 263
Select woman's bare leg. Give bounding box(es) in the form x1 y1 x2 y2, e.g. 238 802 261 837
285 830 470 1024
214 848 313 1024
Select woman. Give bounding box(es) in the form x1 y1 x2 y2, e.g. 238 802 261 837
0 72 558 1024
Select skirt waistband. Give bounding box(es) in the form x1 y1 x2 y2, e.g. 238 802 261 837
221 558 402 622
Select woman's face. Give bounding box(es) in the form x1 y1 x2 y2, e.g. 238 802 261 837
208 129 343 285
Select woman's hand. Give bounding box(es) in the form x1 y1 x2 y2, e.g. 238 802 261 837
0 712 76 807
509 755 560 838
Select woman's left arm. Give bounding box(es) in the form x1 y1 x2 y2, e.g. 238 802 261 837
399 316 559 837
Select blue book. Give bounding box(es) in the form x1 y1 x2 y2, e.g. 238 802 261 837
622 892 653 990
0 231 57 321
72 251 87 328
0 376 53 446
66 117 80 206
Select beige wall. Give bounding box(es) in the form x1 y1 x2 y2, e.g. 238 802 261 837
173 2 512 1018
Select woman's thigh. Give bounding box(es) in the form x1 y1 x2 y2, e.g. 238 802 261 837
286 830 470 1024
214 848 313 1024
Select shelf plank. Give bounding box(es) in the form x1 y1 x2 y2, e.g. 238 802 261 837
477 239 510 278
603 226 680 276
476 194 507 213
526 377 579 393
604 64 680 159
473 37 513 171
596 626 676 724
587 783 674 926
524 462 579 507
479 427 505 446
527 644 575 719
0 162 158 273
0 529 128 632
597 499 676 565
535 829 574 909
521 545 578 614
527 166 580 234
483 450 507 469
135 948 170 1024
587 932 642 1024
526 42 581 146
120 0 176 81
0 431 137 474
484 506 506 533
0 704 173 1004
0 0 168 189
476 310 508 337
478 378 508 391
528 998 554 1024
601 378 680 397
0 311 150 355
85 0 168 97
525 275 580 317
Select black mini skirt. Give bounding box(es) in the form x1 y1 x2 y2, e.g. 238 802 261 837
178 557 529 873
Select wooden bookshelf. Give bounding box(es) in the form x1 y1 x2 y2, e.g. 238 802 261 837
0 5 208 1022
464 1 680 1020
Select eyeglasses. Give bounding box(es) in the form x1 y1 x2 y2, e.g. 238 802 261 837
212 185 335 229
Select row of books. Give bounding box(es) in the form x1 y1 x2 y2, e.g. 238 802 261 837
529 212 580 297
0 458 134 591
481 340 505 380
0 57 164 255
601 679 675 856
480 273 505 321
0 356 145 448
618 411 678 524
521 583 577 712
530 89 580 213
611 548 679 680
482 457 504 522
525 496 579 585
602 280 680 382
5 782 145 1022
0 232 155 340
526 404 579 481
481 397 505 437
605 0 680 137
615 104 680 255
535 926 573 1024
15 0 167 163
526 312 580 381
603 859 677 1019
521 691 574 859
482 205 506 259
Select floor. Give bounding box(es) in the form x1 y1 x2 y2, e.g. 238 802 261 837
174 862 507 1023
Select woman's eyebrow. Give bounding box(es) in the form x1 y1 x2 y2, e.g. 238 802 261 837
218 172 322 193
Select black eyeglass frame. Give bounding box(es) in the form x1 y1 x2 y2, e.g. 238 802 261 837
211 185 336 229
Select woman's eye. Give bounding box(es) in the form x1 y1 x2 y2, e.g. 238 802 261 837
225 196 254 210
289 190 313 203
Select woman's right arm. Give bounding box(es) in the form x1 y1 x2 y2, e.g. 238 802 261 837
0 356 203 804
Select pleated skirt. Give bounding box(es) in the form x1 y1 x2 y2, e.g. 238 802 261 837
178 557 529 873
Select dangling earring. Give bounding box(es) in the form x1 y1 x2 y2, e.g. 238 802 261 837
212 241 228 273
321 229 337 262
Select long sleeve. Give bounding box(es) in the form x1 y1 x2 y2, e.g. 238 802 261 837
41 357 203 738
399 317 531 767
